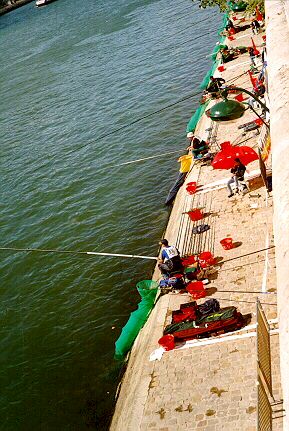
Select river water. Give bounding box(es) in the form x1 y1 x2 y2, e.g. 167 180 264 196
0 1 221 429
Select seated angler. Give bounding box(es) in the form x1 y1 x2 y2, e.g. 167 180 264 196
187 136 209 159
227 158 248 198
206 76 225 97
219 47 236 63
158 239 183 277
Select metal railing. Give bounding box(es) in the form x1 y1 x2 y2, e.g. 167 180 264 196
257 375 273 431
258 124 270 162
256 298 274 431
257 298 273 397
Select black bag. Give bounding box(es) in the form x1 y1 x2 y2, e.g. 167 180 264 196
192 224 210 235
197 299 220 319
158 259 173 275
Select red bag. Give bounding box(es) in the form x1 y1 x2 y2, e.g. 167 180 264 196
173 312 244 340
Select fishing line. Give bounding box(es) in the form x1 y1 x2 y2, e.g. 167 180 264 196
136 13 220 55
0 246 158 260
211 297 277 306
216 255 276 274
0 245 275 263
232 134 259 147
248 104 269 128
94 90 203 142
219 245 275 265
211 289 276 294
226 70 248 83
158 14 216 41
173 30 219 49
112 149 186 168
82 26 233 146
101 133 256 172
79 41 250 147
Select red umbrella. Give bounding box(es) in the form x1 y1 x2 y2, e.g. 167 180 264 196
211 142 258 170
234 146 259 164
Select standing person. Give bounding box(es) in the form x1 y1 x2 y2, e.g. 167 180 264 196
227 158 247 198
251 19 261 35
158 239 183 276
248 47 256 66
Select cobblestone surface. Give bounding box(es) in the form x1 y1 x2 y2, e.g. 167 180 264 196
110 16 282 431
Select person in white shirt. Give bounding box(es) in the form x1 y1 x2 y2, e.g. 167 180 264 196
158 239 183 276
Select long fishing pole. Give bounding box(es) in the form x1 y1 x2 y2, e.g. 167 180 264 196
113 149 186 168
0 246 158 261
0 244 275 262
103 134 256 172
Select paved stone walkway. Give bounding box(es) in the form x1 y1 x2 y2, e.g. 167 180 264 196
111 14 282 431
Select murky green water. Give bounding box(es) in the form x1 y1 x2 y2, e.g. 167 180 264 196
0 0 221 429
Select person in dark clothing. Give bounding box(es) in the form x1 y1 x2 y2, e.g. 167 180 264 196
254 82 266 97
227 158 247 197
187 137 209 159
248 47 257 66
220 48 235 63
158 239 183 276
226 18 235 29
206 76 225 96
251 19 261 34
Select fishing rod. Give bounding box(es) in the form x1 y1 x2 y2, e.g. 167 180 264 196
113 149 186 168
220 245 275 265
103 133 257 171
0 246 158 261
0 244 275 262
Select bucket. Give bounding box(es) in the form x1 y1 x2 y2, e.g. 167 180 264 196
218 65 225 72
186 182 197 195
186 281 206 299
158 334 175 351
187 209 203 221
198 251 216 268
220 238 234 250
254 118 263 127
181 255 196 267
235 93 245 102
